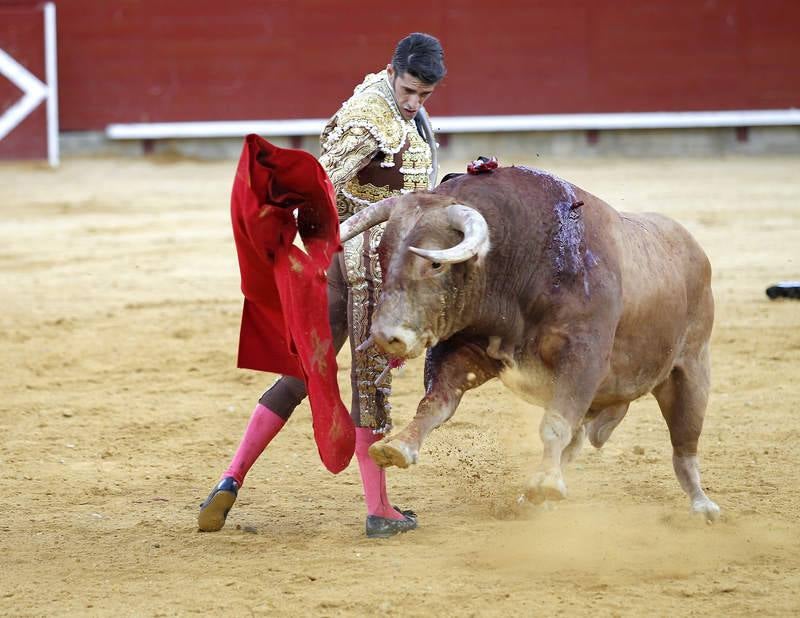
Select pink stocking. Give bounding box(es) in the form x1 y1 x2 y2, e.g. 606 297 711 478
355 427 404 520
223 404 286 486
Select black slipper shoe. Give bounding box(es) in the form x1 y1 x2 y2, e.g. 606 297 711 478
197 477 239 532
365 506 418 538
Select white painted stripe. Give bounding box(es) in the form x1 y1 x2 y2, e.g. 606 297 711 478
0 49 48 140
434 109 800 132
44 2 59 167
107 119 329 139
106 109 800 140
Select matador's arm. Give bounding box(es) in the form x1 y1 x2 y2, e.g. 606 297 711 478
318 126 379 191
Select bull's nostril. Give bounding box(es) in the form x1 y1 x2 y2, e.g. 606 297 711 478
377 335 406 355
388 337 407 353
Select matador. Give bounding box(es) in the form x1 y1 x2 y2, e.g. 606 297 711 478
198 32 446 538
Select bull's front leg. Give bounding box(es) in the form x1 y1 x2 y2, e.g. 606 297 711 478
369 340 500 469
525 332 611 504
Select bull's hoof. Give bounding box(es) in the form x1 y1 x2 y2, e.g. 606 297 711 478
691 497 721 523
369 440 416 469
525 471 567 504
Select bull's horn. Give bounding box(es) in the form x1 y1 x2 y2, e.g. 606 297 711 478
339 197 398 242
409 204 490 264
355 334 375 353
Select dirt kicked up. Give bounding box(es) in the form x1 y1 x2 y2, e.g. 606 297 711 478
1 155 799 616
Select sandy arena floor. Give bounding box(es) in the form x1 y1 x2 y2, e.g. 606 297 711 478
1 153 798 616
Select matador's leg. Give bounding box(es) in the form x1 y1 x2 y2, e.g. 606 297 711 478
343 226 416 535
342 226 392 431
198 257 349 532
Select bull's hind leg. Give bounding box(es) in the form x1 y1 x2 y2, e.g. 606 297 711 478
369 340 499 469
560 403 630 467
586 403 630 449
652 346 720 521
560 424 586 466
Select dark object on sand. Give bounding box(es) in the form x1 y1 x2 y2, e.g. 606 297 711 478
766 281 800 299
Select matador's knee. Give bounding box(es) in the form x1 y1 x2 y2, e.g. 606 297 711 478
259 376 306 421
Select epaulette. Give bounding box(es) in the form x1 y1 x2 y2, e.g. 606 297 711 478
326 73 411 154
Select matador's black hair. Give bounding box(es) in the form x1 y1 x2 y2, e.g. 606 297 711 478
391 32 446 85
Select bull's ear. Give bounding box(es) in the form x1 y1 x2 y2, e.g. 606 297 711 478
408 204 490 264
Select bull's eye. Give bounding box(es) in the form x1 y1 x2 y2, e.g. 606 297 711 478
431 262 442 270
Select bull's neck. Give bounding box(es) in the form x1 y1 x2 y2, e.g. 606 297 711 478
449 262 488 335
468 218 554 339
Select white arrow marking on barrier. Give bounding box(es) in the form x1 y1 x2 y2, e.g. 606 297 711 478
0 48 48 140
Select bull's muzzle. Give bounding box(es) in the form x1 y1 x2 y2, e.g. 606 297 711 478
372 324 425 359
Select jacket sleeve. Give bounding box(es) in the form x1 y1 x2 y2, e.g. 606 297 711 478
318 125 379 191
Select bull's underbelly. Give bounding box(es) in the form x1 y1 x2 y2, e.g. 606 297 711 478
498 360 555 408
592 371 666 408
594 340 683 405
497 353 676 410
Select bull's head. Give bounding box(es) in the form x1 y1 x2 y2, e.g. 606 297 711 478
340 194 490 359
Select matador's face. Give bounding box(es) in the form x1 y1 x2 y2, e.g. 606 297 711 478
386 65 437 121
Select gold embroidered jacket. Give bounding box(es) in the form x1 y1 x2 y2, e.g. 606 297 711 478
319 70 433 221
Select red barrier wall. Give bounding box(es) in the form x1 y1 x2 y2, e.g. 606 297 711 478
0 1 47 159
14 0 800 132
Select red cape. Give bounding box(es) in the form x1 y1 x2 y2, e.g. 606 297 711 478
230 134 353 474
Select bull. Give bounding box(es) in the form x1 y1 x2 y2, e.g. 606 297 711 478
339 165 720 521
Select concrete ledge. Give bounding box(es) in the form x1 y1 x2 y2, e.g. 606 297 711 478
63 126 800 160
105 109 800 140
